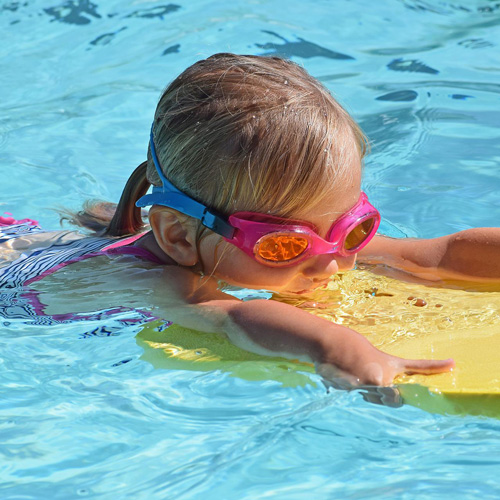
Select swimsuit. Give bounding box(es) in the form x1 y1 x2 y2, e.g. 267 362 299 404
0 216 163 327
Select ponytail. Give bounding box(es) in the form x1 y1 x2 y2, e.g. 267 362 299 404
60 162 151 237
105 161 150 236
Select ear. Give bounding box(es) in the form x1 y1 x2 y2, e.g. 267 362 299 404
148 208 199 267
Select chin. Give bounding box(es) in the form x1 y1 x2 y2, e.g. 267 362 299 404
282 286 316 296
286 281 330 295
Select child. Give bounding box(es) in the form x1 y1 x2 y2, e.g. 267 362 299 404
1 53 499 387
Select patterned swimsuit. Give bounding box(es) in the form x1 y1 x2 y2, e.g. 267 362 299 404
0 216 161 327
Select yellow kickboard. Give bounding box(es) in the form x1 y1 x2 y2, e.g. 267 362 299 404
318 269 500 418
382 323 500 418
136 269 500 418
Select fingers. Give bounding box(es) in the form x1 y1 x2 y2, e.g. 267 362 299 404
321 376 403 408
317 356 455 392
401 357 455 375
316 363 360 390
359 386 403 408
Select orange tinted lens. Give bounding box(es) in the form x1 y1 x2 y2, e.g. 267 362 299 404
344 218 375 251
256 234 309 262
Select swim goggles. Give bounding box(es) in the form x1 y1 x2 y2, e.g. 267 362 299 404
136 129 381 267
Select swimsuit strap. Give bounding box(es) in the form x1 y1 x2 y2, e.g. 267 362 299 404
101 233 164 264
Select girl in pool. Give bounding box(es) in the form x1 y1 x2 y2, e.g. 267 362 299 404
1 53 499 387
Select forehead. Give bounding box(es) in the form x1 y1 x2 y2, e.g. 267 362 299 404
296 153 363 224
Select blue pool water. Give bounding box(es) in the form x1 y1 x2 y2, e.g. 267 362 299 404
1 0 500 498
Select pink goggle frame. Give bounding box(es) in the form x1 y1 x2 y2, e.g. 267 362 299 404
225 192 380 267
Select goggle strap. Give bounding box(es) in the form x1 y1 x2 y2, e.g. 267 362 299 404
136 127 235 239
201 210 235 239
149 128 178 193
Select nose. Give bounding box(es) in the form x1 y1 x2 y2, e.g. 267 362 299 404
336 253 357 272
301 254 339 280
301 253 356 280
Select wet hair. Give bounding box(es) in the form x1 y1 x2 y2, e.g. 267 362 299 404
67 53 367 236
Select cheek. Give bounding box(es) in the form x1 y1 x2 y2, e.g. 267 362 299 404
214 244 266 279
198 236 256 278
199 237 300 288
197 234 230 274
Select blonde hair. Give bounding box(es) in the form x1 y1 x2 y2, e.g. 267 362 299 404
68 53 367 236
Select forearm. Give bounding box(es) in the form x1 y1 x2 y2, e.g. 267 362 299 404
209 299 366 365
174 298 351 364
360 229 500 281
438 228 500 279
176 298 453 386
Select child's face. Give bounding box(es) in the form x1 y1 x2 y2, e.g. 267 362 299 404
198 159 363 295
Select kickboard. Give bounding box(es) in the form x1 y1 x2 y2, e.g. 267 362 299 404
136 269 500 418
382 323 500 418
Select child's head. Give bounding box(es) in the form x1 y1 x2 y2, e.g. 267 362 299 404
91 53 373 292
146 53 367 220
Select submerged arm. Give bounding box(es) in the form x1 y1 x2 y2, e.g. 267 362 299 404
359 228 500 282
31 257 454 387
168 296 454 387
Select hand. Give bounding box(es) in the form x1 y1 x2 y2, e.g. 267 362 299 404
315 333 455 388
322 380 404 408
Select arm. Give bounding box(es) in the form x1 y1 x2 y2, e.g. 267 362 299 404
359 228 500 282
32 257 454 387
169 297 454 387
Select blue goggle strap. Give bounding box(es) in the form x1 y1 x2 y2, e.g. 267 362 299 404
135 128 235 239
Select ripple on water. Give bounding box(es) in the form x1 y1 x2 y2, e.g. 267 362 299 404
1 0 500 498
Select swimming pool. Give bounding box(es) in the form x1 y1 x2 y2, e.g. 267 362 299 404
1 0 500 498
